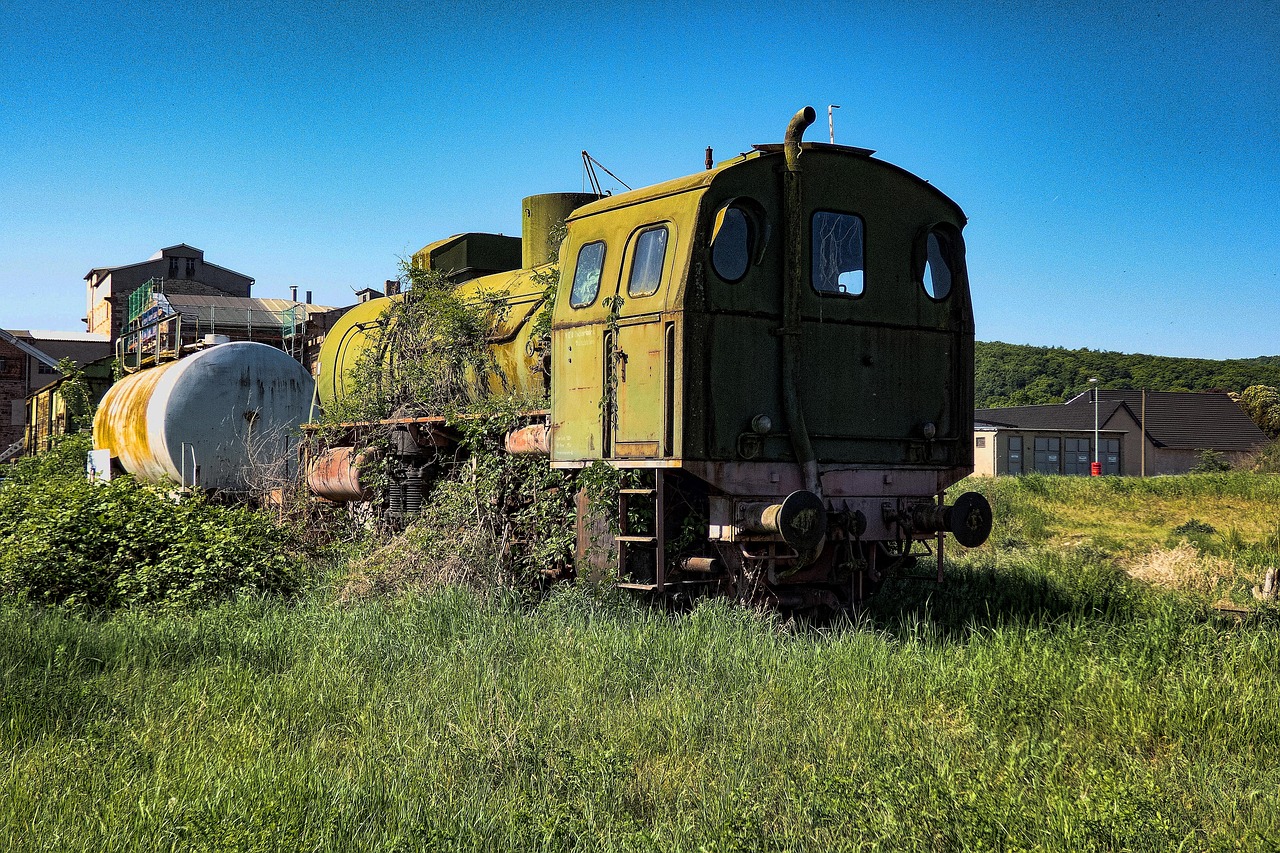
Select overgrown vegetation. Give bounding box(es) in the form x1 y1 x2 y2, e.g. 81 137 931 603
975 340 1280 407
5 556 1280 851
1239 384 1280 438
0 436 305 611
321 264 503 426
343 399 579 599
320 258 583 597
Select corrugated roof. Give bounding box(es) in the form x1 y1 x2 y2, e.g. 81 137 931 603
1094 389 1267 450
1 329 111 369
23 330 109 343
978 390 1268 451
975 400 1128 431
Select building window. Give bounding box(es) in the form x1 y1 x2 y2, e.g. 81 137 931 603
1033 436 1060 474
975 436 986 448
186 257 196 277
1063 437 1092 476
1007 435 1023 474
169 257 179 277
812 211 865 296
569 241 606 308
627 226 668 298
37 363 59 375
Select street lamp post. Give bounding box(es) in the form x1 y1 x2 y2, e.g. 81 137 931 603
1089 377 1100 476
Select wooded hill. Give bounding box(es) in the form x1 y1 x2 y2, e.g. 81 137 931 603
975 341 1280 409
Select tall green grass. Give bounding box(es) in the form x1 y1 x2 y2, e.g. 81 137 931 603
5 556 1280 851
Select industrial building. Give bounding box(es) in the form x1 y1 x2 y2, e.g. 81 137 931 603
973 389 1269 476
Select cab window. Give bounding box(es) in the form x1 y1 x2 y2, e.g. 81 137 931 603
811 211 865 296
569 241 606 308
921 226 959 301
711 206 750 282
627 226 669 298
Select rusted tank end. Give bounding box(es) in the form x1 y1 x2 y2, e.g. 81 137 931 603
308 446 381 502
504 423 551 456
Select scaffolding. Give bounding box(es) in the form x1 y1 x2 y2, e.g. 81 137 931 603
118 282 308 372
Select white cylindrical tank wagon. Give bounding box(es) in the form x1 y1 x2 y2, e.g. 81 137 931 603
93 342 315 492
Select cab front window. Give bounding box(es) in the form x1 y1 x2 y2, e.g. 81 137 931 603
811 211 865 296
627 226 669 298
569 241 606 308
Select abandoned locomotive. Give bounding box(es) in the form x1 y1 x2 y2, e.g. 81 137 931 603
308 106 992 608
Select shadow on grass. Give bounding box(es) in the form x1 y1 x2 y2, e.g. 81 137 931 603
858 548 1152 640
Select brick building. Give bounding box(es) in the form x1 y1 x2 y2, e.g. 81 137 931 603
85 244 253 345
0 329 111 460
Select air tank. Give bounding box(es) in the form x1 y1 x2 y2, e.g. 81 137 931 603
93 342 315 492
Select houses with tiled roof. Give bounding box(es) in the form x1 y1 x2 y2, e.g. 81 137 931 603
0 329 111 460
974 388 1269 476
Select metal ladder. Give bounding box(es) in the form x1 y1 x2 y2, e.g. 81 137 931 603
0 438 24 464
616 469 666 592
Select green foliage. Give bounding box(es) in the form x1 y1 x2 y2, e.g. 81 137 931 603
322 262 502 427
345 399 577 598
53 356 95 429
1253 439 1280 473
0 440 304 611
1172 518 1216 537
5 574 1280 851
1190 448 1232 473
1240 384 1280 438
976 341 1280 408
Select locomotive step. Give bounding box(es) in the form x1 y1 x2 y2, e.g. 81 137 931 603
616 580 717 591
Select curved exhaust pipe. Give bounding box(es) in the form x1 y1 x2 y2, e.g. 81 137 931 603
785 105 817 172
781 106 820 499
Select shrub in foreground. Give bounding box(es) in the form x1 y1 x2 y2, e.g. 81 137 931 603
0 439 303 610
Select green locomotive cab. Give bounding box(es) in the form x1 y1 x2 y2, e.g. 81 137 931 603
551 107 990 607
311 106 990 609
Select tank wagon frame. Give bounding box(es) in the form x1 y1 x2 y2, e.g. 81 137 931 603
309 107 991 610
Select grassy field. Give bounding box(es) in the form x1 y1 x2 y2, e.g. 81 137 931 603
3 473 1280 852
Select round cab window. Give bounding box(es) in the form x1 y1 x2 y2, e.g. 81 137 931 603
711 205 751 283
922 229 954 301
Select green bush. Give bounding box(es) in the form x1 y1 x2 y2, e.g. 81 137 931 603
0 437 304 611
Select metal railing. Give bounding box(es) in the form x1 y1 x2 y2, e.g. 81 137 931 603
127 278 163 324
0 438 25 464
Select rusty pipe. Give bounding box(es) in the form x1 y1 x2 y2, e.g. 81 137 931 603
781 106 820 497
785 105 816 172
504 423 551 456
680 556 718 573
307 445 381 502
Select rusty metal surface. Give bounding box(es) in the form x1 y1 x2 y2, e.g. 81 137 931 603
504 423 551 455
307 445 379 501
93 342 315 491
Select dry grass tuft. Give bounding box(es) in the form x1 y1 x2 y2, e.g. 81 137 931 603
1125 542 1236 594
337 522 499 603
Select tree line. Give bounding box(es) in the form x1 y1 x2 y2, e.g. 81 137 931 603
975 341 1280 410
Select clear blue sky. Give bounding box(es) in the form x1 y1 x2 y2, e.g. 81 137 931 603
2 1 1276 359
